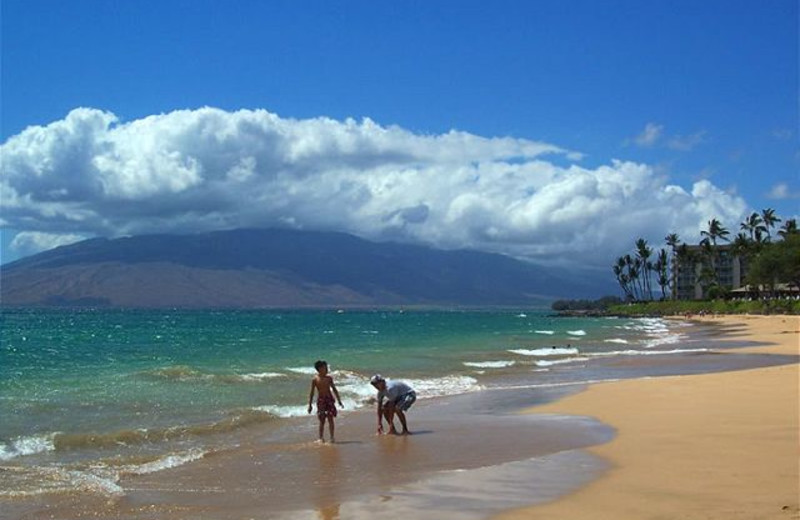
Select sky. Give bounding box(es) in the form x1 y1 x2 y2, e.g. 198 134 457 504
1 0 798 276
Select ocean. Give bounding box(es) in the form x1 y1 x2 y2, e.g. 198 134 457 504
0 308 756 503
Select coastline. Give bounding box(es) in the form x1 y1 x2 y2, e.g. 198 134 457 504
495 314 800 520
4 313 798 519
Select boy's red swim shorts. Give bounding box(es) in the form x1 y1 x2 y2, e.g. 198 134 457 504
317 395 338 418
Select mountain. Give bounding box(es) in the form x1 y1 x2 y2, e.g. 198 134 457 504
0 228 611 308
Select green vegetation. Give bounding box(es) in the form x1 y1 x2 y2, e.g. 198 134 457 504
611 209 798 303
552 296 622 312
607 299 800 316
746 233 800 292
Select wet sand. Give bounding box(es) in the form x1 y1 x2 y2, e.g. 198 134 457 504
8 385 614 520
495 314 800 520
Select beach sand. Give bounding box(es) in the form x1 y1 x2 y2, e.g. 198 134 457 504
495 314 800 520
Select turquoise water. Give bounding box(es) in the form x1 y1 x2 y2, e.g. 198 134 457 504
1 308 692 495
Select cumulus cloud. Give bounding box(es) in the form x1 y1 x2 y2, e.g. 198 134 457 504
767 182 800 200
633 123 664 147
629 123 706 151
9 232 88 258
1 107 750 267
667 130 707 151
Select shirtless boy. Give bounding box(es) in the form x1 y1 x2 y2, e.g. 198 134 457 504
307 360 344 443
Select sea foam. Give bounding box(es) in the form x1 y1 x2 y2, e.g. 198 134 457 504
0 433 57 461
508 347 579 356
588 348 709 357
535 357 590 367
463 360 516 369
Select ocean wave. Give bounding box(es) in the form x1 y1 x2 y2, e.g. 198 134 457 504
534 330 555 335
496 378 623 391
535 357 590 367
0 449 207 498
463 360 516 368
285 366 319 375
588 348 709 358
641 333 683 349
253 404 310 418
1 411 277 459
141 365 286 384
236 372 286 381
142 365 211 381
263 374 483 416
337 379 378 403
121 448 206 475
0 465 123 498
66 470 124 496
0 433 57 461
566 330 587 336
508 347 580 357
405 375 482 398
603 338 629 344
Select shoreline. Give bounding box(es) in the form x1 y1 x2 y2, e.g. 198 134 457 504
495 314 800 520
4 314 797 519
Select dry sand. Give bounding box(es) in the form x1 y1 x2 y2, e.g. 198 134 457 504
495 315 800 520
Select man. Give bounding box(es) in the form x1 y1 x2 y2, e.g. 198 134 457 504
369 374 416 435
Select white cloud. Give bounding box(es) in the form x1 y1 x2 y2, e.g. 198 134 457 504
630 123 706 151
767 182 800 200
9 232 88 258
633 123 663 147
667 130 707 151
1 107 750 268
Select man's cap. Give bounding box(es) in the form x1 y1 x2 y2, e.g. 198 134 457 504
370 374 384 385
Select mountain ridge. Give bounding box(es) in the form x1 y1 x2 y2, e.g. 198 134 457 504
1 228 611 308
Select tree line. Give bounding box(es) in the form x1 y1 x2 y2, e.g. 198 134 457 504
612 209 798 301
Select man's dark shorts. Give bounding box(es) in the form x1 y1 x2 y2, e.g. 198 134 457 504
393 391 416 412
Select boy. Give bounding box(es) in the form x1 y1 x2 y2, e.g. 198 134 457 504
308 360 344 443
369 374 416 435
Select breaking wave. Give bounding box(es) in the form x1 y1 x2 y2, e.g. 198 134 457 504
140 365 286 383
508 347 580 357
463 360 517 369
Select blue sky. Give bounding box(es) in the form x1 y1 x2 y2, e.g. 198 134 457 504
1 0 797 270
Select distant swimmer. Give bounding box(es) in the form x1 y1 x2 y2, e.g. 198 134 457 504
307 360 344 443
369 374 416 435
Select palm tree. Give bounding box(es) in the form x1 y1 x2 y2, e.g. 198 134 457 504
699 219 731 296
700 218 730 247
760 208 781 241
635 238 654 300
778 218 797 238
624 253 644 301
697 238 717 295
740 212 765 242
654 248 669 300
664 233 681 299
613 256 633 300
731 232 751 257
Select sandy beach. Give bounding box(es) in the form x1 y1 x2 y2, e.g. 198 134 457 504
496 314 800 520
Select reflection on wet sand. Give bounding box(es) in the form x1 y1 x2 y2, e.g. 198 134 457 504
314 445 341 520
